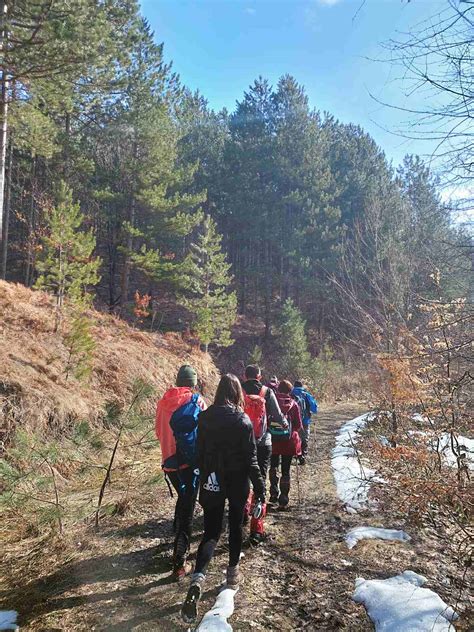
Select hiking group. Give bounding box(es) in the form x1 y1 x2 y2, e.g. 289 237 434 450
155 364 318 624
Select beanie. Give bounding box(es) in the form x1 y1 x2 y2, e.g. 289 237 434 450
176 365 198 388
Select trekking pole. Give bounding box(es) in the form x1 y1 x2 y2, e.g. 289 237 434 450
295 457 301 506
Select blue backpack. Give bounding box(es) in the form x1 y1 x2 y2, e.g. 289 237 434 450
164 393 201 470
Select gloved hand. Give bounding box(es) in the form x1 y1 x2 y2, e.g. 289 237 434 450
252 499 265 519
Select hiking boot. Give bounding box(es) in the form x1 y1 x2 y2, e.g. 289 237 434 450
298 455 306 466
181 582 202 623
226 564 241 588
249 531 266 546
172 560 192 583
269 494 279 504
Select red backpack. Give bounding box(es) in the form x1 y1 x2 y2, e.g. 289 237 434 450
244 386 267 440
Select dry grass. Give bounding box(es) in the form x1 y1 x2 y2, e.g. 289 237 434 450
0 280 219 441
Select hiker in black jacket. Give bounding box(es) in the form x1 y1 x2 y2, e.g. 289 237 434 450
181 373 265 624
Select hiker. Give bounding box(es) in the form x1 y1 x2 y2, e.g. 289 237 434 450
242 364 285 543
291 380 318 465
181 373 265 623
155 365 207 581
269 380 302 508
266 375 279 394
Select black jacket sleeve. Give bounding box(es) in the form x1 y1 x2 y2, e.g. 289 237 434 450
241 414 265 499
197 414 206 472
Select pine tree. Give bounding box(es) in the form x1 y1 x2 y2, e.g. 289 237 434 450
185 215 237 352
0 0 125 261
64 315 96 381
277 298 311 380
35 181 101 328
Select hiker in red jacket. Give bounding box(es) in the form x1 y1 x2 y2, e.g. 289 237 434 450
270 379 302 508
155 365 207 581
242 364 285 543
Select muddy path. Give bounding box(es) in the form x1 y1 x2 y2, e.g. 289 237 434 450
4 404 421 630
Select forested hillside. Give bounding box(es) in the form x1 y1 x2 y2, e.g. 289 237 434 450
0 1 472 630
1 2 470 351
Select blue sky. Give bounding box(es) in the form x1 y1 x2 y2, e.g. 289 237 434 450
140 0 447 172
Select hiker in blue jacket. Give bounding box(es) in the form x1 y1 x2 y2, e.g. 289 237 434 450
291 380 318 465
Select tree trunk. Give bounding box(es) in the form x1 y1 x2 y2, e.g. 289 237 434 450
119 194 135 310
25 157 36 286
119 138 138 311
1 129 12 278
264 239 271 339
0 0 9 243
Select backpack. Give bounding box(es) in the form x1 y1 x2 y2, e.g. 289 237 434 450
164 393 201 470
243 386 267 440
293 391 309 423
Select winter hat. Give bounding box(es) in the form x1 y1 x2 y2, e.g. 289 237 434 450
176 365 198 388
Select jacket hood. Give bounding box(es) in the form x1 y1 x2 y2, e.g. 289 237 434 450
276 393 297 415
242 379 265 395
159 386 194 413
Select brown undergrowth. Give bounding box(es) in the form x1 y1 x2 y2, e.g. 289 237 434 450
0 280 219 557
0 280 219 438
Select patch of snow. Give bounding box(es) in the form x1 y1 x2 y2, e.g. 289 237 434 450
0 612 18 631
433 433 474 470
196 588 237 631
412 413 428 423
407 429 428 438
378 435 391 447
345 526 411 549
332 412 383 511
353 570 458 631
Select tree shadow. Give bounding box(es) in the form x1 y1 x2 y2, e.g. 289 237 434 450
3 512 218 629
101 517 175 540
103 584 223 632
3 539 172 627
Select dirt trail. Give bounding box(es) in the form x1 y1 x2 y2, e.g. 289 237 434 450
5 404 420 630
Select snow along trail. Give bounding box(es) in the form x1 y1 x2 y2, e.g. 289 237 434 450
345 527 411 549
0 611 18 631
331 412 382 512
353 571 458 631
195 588 237 631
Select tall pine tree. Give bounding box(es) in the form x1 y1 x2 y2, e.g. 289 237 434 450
184 215 237 352
35 181 101 328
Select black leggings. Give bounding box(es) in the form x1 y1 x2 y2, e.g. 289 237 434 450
257 435 272 480
167 468 198 563
270 454 292 476
195 483 249 574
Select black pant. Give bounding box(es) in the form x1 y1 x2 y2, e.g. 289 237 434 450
167 467 198 564
195 478 249 574
257 433 272 481
270 454 292 476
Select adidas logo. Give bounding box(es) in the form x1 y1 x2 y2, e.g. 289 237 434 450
203 472 220 492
